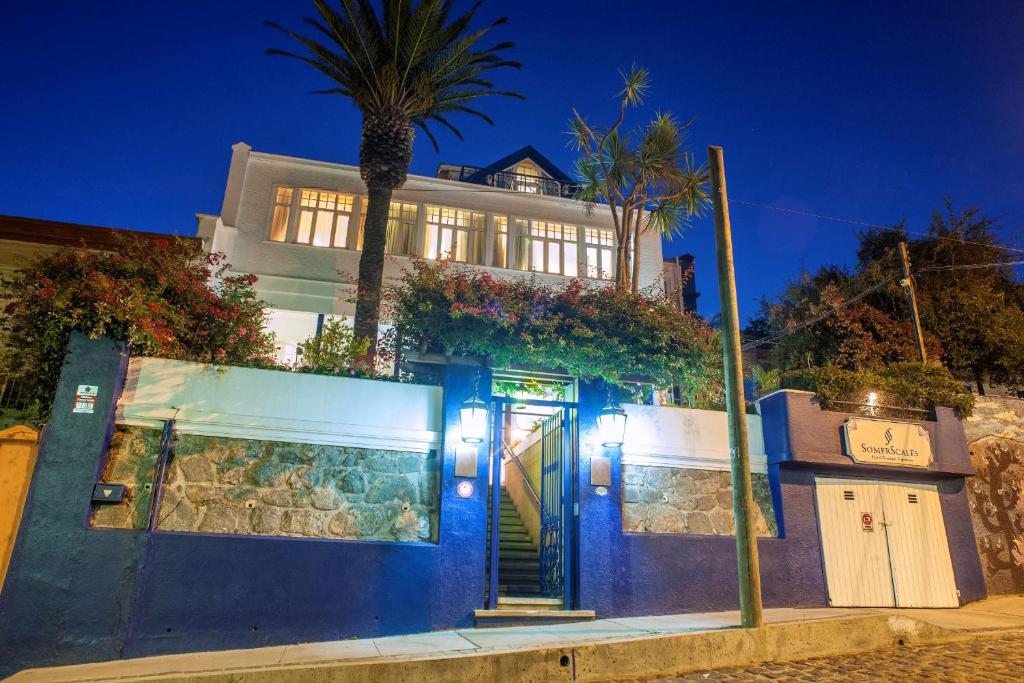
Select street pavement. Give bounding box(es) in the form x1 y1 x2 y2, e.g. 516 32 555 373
655 632 1024 682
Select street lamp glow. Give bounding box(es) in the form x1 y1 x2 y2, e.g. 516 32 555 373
460 394 488 444
597 402 627 448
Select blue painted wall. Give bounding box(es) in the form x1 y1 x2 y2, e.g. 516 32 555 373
0 337 493 676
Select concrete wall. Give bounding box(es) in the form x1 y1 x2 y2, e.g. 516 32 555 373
213 146 665 318
962 396 1024 594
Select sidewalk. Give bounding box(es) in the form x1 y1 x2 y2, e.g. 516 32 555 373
8 597 1024 682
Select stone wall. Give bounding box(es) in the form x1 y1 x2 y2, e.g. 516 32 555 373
963 396 1024 594
91 426 440 543
622 465 777 537
91 426 161 530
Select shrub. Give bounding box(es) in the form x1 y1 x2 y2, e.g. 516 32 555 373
779 362 974 417
0 234 276 422
296 318 370 371
384 259 723 400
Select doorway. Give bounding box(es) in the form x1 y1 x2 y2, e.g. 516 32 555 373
485 394 577 610
814 477 959 608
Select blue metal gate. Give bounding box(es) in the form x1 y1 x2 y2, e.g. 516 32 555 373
539 412 564 596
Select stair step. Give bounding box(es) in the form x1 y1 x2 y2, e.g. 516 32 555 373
475 609 594 628
497 597 563 611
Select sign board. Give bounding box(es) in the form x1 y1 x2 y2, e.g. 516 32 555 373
456 480 474 498
92 482 126 504
861 512 874 531
73 385 99 414
842 418 932 468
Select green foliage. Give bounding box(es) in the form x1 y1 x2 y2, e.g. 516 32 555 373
779 362 974 417
570 67 709 290
266 0 523 153
385 259 723 400
0 235 276 423
297 318 370 370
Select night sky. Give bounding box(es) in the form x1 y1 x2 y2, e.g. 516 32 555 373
2 1 1022 320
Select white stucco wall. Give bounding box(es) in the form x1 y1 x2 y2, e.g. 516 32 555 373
212 146 665 317
116 357 442 453
620 404 768 474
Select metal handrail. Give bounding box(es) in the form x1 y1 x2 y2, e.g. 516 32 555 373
456 166 577 198
502 440 540 508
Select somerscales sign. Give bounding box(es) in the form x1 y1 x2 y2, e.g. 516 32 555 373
842 417 933 468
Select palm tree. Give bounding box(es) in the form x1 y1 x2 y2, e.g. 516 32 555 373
571 67 708 292
267 0 522 365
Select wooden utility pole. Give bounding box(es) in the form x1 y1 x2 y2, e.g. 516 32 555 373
708 146 764 629
898 241 928 363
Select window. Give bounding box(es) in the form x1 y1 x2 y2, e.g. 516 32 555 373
493 216 508 268
296 189 354 248
513 163 541 193
527 221 577 276
356 201 419 255
424 206 485 264
584 227 615 280
268 187 292 242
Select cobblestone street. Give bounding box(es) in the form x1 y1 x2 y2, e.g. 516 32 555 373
652 633 1024 681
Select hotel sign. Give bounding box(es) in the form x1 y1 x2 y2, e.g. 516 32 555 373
842 418 933 468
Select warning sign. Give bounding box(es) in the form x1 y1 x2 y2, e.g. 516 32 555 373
861 512 874 531
73 385 98 414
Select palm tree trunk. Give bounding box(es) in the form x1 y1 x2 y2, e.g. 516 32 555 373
616 206 633 289
353 185 393 363
631 209 642 292
352 108 414 369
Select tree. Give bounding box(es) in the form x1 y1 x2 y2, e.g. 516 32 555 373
0 235 276 422
570 66 709 291
857 200 1024 393
267 0 522 366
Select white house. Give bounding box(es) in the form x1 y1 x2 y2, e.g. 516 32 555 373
198 143 667 363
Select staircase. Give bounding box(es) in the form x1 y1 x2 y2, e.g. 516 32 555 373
478 487 595 627
494 488 541 597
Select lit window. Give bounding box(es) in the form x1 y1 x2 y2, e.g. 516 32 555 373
585 228 615 280
359 201 418 254
493 216 508 268
513 163 541 193
424 206 485 264
296 189 354 248
525 221 578 276
268 187 293 242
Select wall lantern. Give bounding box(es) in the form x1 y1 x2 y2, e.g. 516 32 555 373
460 374 489 444
597 396 627 448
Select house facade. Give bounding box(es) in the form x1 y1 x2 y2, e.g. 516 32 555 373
197 143 667 363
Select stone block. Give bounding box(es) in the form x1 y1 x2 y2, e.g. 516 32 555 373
339 469 367 494
623 484 642 504
686 511 714 535
310 487 342 510
251 507 282 534
650 505 683 533
280 509 323 536
184 485 221 504
398 455 422 474
622 504 649 532
157 493 198 531
716 490 734 509
198 505 240 534
365 475 419 504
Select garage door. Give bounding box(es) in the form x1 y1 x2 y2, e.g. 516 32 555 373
814 477 959 608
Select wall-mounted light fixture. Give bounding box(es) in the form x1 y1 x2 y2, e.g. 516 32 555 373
460 372 488 444
597 390 627 448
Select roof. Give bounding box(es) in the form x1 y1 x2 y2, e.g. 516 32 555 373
0 215 197 251
464 145 574 184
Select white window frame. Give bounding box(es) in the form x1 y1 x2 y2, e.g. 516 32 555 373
525 221 578 276
294 188 356 248
584 227 616 280
424 206 485 264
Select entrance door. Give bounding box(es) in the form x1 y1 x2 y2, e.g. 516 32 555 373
486 397 577 609
815 477 958 608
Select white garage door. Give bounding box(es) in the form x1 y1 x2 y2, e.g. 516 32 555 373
814 477 959 608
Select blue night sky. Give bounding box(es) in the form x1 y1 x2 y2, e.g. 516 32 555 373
2 1 1022 321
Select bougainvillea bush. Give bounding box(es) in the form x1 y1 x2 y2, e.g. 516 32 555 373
1 234 276 422
384 260 723 402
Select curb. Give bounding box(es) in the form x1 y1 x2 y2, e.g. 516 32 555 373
14 613 1015 683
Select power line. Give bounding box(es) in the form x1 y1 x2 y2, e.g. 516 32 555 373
740 273 901 350
728 197 1024 256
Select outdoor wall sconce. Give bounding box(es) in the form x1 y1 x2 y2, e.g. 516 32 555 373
597 396 627 448
460 373 488 444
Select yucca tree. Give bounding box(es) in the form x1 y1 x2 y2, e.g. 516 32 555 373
571 67 708 292
268 0 522 365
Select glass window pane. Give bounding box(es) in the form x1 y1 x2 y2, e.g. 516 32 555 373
297 210 313 243
586 247 598 278
313 212 333 247
564 243 577 277
494 233 507 268
440 227 454 259
531 240 544 272
269 205 289 242
602 247 614 279
424 224 438 259
547 242 561 274
334 215 350 248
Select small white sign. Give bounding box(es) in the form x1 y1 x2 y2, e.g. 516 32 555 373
843 418 933 468
456 480 474 498
73 384 99 414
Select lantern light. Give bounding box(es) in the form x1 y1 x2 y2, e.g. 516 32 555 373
460 373 489 444
597 394 627 448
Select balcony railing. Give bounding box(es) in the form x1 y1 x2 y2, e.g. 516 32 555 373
455 166 578 198
0 375 28 411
